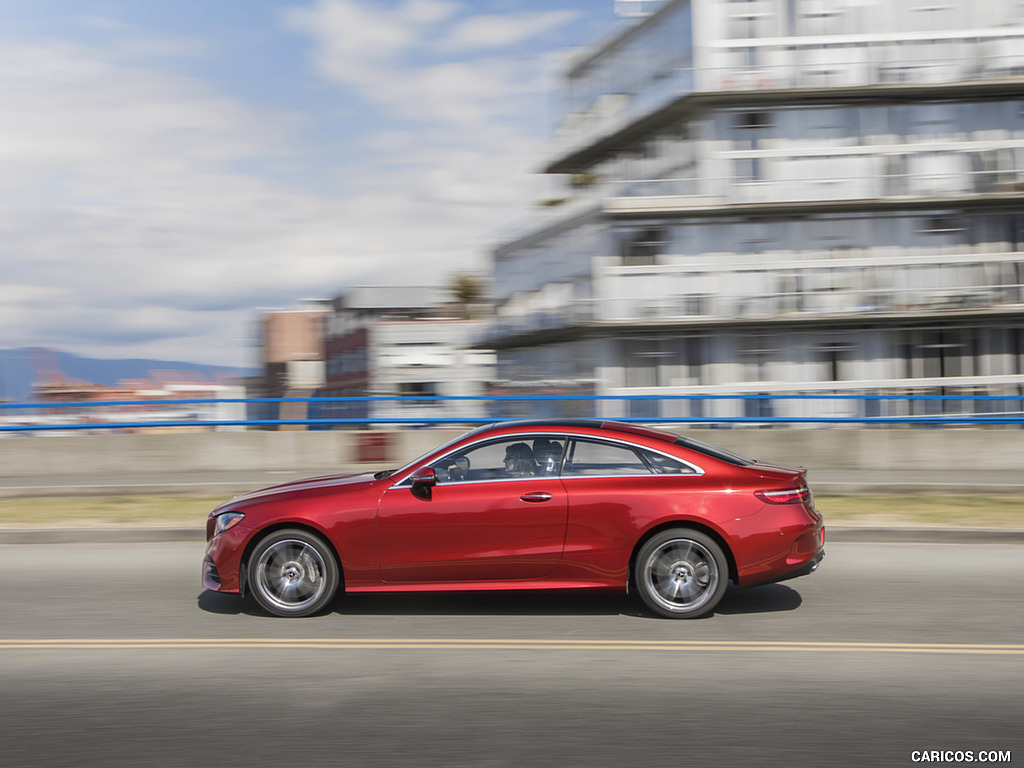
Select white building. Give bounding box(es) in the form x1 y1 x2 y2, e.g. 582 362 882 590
322 286 495 423
487 0 1024 422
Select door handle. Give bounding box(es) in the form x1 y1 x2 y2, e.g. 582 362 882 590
520 491 552 503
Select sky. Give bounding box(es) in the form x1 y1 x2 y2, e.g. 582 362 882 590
0 0 623 367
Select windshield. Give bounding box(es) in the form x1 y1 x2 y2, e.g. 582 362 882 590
390 424 493 478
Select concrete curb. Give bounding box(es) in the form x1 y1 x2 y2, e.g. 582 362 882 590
1 526 1022 545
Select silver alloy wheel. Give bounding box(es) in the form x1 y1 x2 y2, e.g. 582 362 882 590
642 538 718 614
254 538 329 613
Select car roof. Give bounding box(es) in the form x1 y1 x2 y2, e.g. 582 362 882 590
478 418 680 444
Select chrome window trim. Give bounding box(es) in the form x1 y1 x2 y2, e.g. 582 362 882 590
561 436 705 478
554 473 697 482
391 433 573 487
391 432 704 487
386 475 563 491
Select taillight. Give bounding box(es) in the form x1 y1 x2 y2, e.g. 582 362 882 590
754 486 810 504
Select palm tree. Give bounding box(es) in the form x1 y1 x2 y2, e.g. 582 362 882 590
448 273 485 318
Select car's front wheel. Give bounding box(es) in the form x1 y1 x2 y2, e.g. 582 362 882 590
634 529 728 619
248 529 340 617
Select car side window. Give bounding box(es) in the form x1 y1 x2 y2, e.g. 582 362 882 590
430 436 567 483
638 448 698 475
562 439 653 477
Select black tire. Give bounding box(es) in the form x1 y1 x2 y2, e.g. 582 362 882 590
634 529 728 619
248 528 340 617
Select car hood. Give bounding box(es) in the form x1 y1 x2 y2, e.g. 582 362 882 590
225 471 380 507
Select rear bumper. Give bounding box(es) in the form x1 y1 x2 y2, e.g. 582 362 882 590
773 548 825 583
752 548 825 587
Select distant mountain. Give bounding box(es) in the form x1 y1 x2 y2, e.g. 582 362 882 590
0 347 257 403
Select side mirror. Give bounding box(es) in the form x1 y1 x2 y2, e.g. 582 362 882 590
410 467 436 499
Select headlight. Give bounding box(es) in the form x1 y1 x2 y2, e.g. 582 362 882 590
214 511 245 536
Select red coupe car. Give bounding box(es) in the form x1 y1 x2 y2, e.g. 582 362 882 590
203 419 824 619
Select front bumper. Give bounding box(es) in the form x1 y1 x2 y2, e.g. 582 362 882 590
202 524 251 593
201 555 221 590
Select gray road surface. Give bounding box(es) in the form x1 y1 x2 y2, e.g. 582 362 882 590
0 541 1021 767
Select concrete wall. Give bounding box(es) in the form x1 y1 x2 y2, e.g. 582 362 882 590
693 429 1024 472
0 428 1020 478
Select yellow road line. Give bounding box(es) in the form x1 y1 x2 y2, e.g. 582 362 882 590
0 638 1022 655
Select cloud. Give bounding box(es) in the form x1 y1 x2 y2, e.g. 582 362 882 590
1 2 578 368
283 0 574 126
284 0 458 77
1 40 339 363
440 10 580 52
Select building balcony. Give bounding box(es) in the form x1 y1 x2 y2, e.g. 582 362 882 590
496 169 1022 256
604 167 1024 217
595 376 1024 424
697 40 1024 94
480 283 1024 348
476 304 598 347
549 40 1024 174
605 283 1024 322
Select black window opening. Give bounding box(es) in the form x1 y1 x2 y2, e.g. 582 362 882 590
622 228 668 266
735 111 773 130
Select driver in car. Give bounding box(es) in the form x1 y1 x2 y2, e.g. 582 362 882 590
503 442 538 478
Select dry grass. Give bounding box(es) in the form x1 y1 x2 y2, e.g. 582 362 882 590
0 493 1022 529
817 494 1024 528
0 496 223 528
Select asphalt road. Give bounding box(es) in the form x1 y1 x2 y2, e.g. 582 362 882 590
0 541 1021 767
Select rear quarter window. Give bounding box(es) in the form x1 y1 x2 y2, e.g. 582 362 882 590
563 440 652 477
638 448 699 475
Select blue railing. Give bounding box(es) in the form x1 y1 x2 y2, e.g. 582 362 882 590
0 393 1022 431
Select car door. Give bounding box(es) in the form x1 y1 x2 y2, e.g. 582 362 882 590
377 435 569 582
557 437 708 559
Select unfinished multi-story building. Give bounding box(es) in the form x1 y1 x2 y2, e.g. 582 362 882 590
487 0 1024 422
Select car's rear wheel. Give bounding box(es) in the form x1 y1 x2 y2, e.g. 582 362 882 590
634 529 728 619
248 529 339 617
